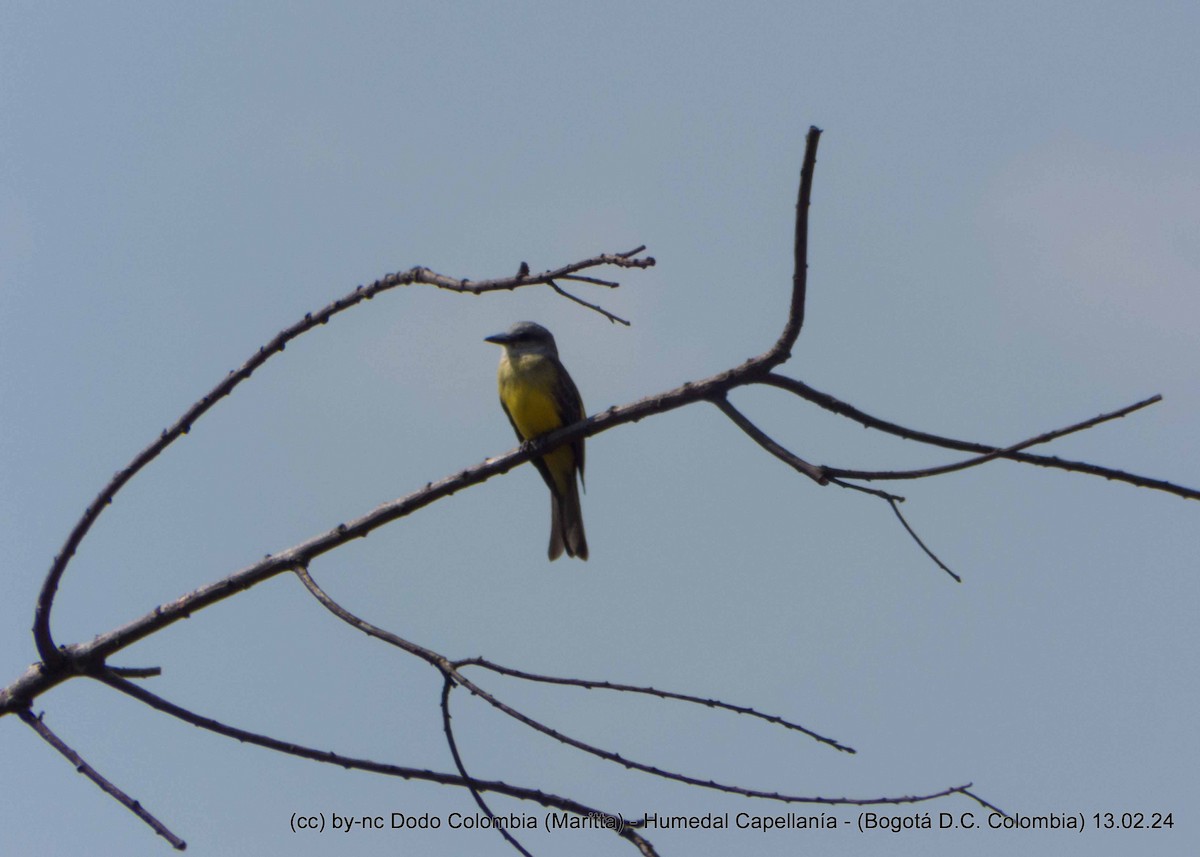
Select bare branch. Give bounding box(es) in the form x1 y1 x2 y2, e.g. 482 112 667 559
825 477 906 503
9 125 1189 735
822 396 1160 584
454 657 855 754
106 666 162 679
548 280 632 325
19 708 187 851
292 564 446 664
823 395 1164 482
558 273 621 288
887 498 962 582
812 478 956 580
760 125 821 364
711 395 827 484
292 566 971 809
765 374 1199 500
32 248 655 664
9 126 1180 856
960 786 1009 818
441 677 534 857
10 343 1183 713
98 672 661 855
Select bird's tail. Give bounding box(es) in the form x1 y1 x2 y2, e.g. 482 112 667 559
549 478 588 561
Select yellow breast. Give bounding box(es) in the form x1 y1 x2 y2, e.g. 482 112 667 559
498 352 566 439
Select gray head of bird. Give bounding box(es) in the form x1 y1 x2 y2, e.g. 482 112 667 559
484 321 560 357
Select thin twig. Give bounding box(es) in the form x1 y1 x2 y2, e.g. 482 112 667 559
293 566 976 809
959 785 1009 818
765 375 1198 500
98 672 661 856
711 395 827 484
823 395 1164 482
817 478 953 580
825 477 906 503
548 280 631 325
454 657 854 754
292 566 449 663
762 125 821 362
441 677 534 857
106 666 162 679
558 274 621 288
887 498 961 582
19 708 187 851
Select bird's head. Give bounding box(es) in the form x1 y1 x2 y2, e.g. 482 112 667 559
484 321 560 358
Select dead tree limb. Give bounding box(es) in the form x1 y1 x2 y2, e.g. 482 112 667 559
6 126 1193 853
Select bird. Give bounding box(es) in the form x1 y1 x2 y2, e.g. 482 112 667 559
485 321 588 560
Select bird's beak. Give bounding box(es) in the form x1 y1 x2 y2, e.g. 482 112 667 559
484 332 511 345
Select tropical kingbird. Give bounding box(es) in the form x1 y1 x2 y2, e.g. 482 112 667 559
485 321 588 561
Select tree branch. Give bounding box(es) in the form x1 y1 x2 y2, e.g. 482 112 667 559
8 124 1192 725
8 125 1187 855
764 374 1198 500
97 672 661 855
886 498 961 582
18 708 187 850
454 657 854 754
32 248 655 664
548 279 632 325
765 124 821 363
711 394 827 484
823 395 1163 482
441 677 535 857
291 566 854 803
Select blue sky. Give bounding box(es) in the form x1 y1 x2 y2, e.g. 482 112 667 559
2 3 1197 856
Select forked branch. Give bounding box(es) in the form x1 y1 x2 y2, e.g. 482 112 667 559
31 248 655 665
6 126 1193 855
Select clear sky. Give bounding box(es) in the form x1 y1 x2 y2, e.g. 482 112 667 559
2 3 1197 856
